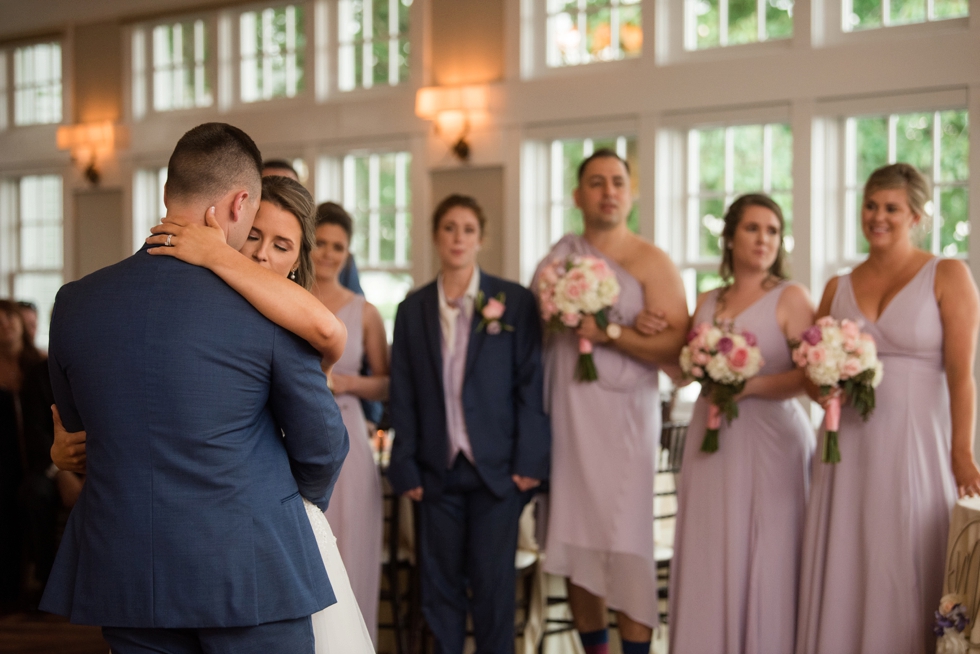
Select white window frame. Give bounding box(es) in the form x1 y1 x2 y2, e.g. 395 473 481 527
840 0 968 33
681 0 795 52
0 173 65 348
657 105 793 308
132 166 168 252
315 148 414 337
815 0 968 47
0 40 64 130
519 119 639 283
520 0 652 79
336 0 411 92
813 88 970 288
131 14 216 120
237 3 309 104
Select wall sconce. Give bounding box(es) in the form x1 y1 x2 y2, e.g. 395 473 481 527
56 120 117 185
415 85 489 162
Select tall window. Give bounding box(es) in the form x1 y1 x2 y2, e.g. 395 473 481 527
13 42 62 126
844 0 967 31
240 5 305 102
547 0 642 67
152 20 212 111
336 151 413 334
338 0 411 91
548 135 639 241
0 175 63 347
686 0 793 50
133 168 168 252
685 122 793 293
844 109 969 258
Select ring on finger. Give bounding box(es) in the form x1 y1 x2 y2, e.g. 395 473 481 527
165 234 173 247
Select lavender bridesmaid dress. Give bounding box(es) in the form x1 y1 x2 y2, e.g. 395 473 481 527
796 257 957 654
669 282 815 654
535 234 661 628
324 294 384 646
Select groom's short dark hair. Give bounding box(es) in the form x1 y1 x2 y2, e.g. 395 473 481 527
166 123 263 204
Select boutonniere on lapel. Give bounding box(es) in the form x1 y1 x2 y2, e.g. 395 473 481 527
475 291 514 336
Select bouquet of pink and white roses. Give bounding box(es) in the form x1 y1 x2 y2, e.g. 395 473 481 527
538 254 621 382
791 317 883 463
680 322 765 453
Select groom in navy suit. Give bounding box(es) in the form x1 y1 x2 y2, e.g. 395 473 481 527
40 123 349 653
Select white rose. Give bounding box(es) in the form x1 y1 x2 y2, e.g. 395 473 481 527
706 353 736 384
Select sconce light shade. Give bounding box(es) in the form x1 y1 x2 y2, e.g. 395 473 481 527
57 120 115 155
56 120 116 185
415 85 489 120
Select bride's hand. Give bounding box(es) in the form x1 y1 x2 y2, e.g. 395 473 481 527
146 206 230 268
51 405 87 474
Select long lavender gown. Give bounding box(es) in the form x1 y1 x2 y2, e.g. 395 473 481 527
669 283 815 653
324 295 384 646
536 234 661 628
796 257 957 654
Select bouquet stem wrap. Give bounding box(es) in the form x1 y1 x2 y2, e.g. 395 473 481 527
822 395 842 464
576 337 598 382
702 404 722 453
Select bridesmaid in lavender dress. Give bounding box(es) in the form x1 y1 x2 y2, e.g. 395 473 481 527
796 163 980 654
667 194 815 654
314 203 389 647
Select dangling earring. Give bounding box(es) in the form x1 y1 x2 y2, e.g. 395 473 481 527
289 270 297 280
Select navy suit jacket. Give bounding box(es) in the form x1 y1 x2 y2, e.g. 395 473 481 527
387 272 551 499
39 247 349 628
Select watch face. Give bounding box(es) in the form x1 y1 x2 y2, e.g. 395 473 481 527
606 323 622 340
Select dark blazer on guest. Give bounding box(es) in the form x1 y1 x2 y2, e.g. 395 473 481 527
387 271 551 499
39 246 349 629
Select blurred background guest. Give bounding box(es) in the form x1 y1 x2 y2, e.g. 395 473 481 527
0 299 43 610
313 201 390 647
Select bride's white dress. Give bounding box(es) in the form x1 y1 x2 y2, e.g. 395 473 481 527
303 499 376 653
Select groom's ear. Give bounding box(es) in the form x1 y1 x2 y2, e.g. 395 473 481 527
229 189 252 224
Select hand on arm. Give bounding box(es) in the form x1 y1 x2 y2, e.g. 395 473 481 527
937 260 980 497
328 303 390 400
50 405 86 474
148 208 348 365
586 246 689 365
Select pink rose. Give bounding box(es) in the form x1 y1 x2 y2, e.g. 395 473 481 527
841 320 860 340
792 344 809 368
728 347 749 369
561 312 580 328
743 331 758 347
541 299 558 319
841 358 861 379
692 351 711 366
807 346 826 364
482 298 505 321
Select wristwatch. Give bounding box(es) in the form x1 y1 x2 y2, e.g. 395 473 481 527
605 323 623 341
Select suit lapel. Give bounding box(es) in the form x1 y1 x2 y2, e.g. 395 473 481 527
464 274 493 382
419 284 444 391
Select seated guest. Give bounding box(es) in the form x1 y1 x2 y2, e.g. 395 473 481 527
388 194 551 654
16 301 38 347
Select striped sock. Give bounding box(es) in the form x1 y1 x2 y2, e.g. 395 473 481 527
621 638 652 654
579 628 609 654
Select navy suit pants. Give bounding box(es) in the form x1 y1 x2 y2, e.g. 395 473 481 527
418 456 528 654
102 615 314 654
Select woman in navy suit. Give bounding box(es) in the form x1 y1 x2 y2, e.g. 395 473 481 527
388 194 551 654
